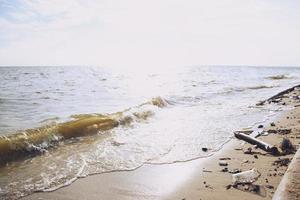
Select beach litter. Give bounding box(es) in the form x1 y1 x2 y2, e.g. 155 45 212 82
232 168 260 184
228 168 266 197
273 158 291 167
234 132 280 155
267 129 291 135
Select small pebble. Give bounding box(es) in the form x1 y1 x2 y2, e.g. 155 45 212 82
221 167 228 172
219 161 228 166
242 159 249 163
202 147 208 152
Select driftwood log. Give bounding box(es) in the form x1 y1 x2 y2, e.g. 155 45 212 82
234 132 279 155
258 84 300 105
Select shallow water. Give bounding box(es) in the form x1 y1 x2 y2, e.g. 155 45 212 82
0 66 299 199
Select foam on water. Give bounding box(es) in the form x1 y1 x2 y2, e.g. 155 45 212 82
0 66 299 199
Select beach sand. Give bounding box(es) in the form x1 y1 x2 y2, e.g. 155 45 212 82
22 88 300 200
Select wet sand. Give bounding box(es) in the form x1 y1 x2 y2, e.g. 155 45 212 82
23 87 300 200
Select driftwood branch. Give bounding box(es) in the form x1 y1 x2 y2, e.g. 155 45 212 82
234 132 279 155
258 84 300 105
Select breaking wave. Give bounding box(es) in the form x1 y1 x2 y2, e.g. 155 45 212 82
0 97 168 165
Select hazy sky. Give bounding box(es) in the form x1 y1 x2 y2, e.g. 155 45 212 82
0 0 300 68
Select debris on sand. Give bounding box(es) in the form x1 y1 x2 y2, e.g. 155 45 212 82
234 130 253 135
228 169 242 174
232 184 267 197
219 161 228 166
219 157 231 160
232 168 261 185
234 147 243 151
280 138 296 154
229 169 266 197
221 167 228 172
203 169 213 173
242 159 249 163
234 132 279 155
267 129 292 135
265 185 274 190
273 158 291 167
203 181 213 189
243 147 252 154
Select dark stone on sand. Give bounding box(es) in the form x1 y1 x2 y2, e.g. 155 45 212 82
219 157 231 160
258 124 264 128
219 161 228 166
221 167 228 172
254 155 258 159
244 147 252 154
270 122 275 126
202 147 208 152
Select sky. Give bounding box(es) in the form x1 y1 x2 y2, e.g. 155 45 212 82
0 0 300 68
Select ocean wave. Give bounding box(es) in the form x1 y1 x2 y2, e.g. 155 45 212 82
0 97 168 165
166 95 202 105
266 74 291 80
223 84 277 94
246 85 278 90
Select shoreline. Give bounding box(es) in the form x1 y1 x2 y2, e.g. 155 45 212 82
22 86 300 200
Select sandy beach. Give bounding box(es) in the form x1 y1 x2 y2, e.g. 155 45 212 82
20 86 300 200
1 1 300 199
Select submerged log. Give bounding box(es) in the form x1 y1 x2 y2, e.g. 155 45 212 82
234 132 279 155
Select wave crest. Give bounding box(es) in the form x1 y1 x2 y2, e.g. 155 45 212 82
0 96 168 165
266 74 291 80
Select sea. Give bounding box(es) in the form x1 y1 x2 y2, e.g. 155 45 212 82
0 65 299 199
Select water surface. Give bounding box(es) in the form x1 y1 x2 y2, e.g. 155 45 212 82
0 66 299 199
